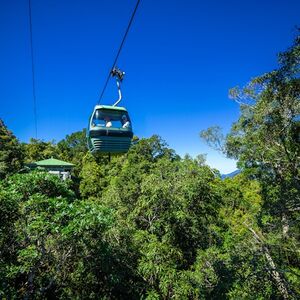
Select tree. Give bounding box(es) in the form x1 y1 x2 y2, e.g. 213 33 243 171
0 171 74 297
23 138 58 163
0 171 142 299
57 129 88 176
0 119 24 179
79 152 110 199
101 137 224 298
201 31 300 298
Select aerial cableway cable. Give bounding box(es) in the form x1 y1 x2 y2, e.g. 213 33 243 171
28 0 38 138
98 0 141 104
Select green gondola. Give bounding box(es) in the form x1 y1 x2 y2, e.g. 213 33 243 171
87 105 133 153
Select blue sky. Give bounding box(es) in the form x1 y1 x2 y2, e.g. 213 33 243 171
1 0 299 173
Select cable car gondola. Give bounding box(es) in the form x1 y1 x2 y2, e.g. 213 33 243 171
87 68 133 154
86 0 141 154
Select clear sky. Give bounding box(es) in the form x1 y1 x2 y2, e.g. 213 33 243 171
1 0 299 173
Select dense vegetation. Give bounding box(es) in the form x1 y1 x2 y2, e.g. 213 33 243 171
0 34 299 299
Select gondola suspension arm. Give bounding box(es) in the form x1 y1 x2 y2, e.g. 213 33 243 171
111 67 125 107
113 80 122 107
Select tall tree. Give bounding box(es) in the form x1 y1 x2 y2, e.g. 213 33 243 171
201 31 300 298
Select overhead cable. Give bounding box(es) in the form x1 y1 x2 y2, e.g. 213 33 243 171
28 0 38 138
98 0 141 104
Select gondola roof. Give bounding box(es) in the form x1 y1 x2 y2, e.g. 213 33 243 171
93 105 128 111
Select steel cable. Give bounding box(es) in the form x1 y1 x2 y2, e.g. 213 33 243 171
98 0 141 104
28 0 38 138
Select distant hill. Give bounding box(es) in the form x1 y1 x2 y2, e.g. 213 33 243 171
221 170 240 179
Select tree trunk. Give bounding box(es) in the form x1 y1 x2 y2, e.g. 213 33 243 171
246 225 290 299
282 213 289 237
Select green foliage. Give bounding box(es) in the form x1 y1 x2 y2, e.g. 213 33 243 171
57 129 88 176
0 172 141 299
0 119 24 179
23 138 58 163
99 139 225 298
226 33 300 298
200 126 224 152
201 31 300 299
0 172 74 298
79 152 111 199
1 171 75 201
3 125 298 298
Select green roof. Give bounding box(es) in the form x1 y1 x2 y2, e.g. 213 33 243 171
34 158 74 167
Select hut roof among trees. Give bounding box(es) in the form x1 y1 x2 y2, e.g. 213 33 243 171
33 158 74 168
